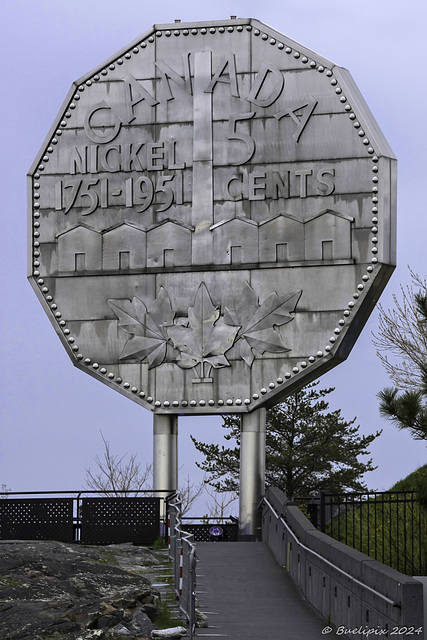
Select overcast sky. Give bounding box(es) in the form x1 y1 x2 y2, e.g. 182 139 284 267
1 0 426 512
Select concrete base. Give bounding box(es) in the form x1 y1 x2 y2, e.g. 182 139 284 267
238 534 258 542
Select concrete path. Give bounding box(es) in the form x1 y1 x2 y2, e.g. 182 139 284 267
194 542 326 639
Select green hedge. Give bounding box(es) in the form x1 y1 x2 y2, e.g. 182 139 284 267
325 492 427 576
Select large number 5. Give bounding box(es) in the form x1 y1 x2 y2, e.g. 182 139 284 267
228 112 255 165
80 179 99 216
156 175 174 212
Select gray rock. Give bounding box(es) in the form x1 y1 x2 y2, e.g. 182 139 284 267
62 631 106 640
141 602 159 622
150 628 187 638
195 608 209 628
0 540 168 639
132 609 156 634
110 623 132 636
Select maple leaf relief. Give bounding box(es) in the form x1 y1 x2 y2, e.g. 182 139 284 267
108 287 176 369
108 281 301 380
166 283 240 380
224 282 302 366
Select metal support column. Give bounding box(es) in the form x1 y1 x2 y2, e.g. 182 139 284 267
239 408 266 538
153 414 178 493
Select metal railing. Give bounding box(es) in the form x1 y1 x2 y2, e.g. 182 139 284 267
296 490 427 575
168 494 197 639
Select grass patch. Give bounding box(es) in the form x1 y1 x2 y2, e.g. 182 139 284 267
78 545 119 566
149 554 184 629
152 536 168 550
96 547 118 565
155 600 184 629
0 576 23 589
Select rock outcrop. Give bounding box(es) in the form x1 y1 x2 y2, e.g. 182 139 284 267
0 539 178 640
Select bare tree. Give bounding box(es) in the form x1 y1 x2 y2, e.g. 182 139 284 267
85 433 207 508
373 268 427 391
204 486 238 523
85 431 152 496
374 268 427 443
1 484 10 499
179 474 206 516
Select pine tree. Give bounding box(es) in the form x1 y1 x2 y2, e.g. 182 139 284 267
191 383 381 498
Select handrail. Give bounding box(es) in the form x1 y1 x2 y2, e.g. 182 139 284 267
0 490 176 496
180 516 236 521
262 496 399 608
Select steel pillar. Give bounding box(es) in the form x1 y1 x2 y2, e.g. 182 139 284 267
239 408 266 538
153 414 178 493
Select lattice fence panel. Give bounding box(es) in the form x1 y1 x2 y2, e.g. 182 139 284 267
0 499 74 542
80 498 160 544
182 524 238 542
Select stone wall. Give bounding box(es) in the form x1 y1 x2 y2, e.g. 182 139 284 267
263 486 424 637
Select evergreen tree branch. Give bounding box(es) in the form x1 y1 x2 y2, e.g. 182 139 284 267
192 383 381 498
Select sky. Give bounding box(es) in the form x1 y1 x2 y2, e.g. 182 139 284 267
1 0 426 514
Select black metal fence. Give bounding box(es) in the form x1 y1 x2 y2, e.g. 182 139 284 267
181 516 239 542
296 491 427 576
0 491 172 545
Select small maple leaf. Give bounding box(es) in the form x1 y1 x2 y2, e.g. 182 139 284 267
166 282 240 378
108 287 176 368
224 282 302 366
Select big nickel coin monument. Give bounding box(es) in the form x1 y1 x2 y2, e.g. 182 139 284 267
28 18 396 534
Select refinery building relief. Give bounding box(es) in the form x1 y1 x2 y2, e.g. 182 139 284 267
55 209 354 273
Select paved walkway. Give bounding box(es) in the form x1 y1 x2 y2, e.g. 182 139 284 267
195 542 326 639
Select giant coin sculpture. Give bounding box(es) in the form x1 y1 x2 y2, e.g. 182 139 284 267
28 18 396 413
28 18 395 530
